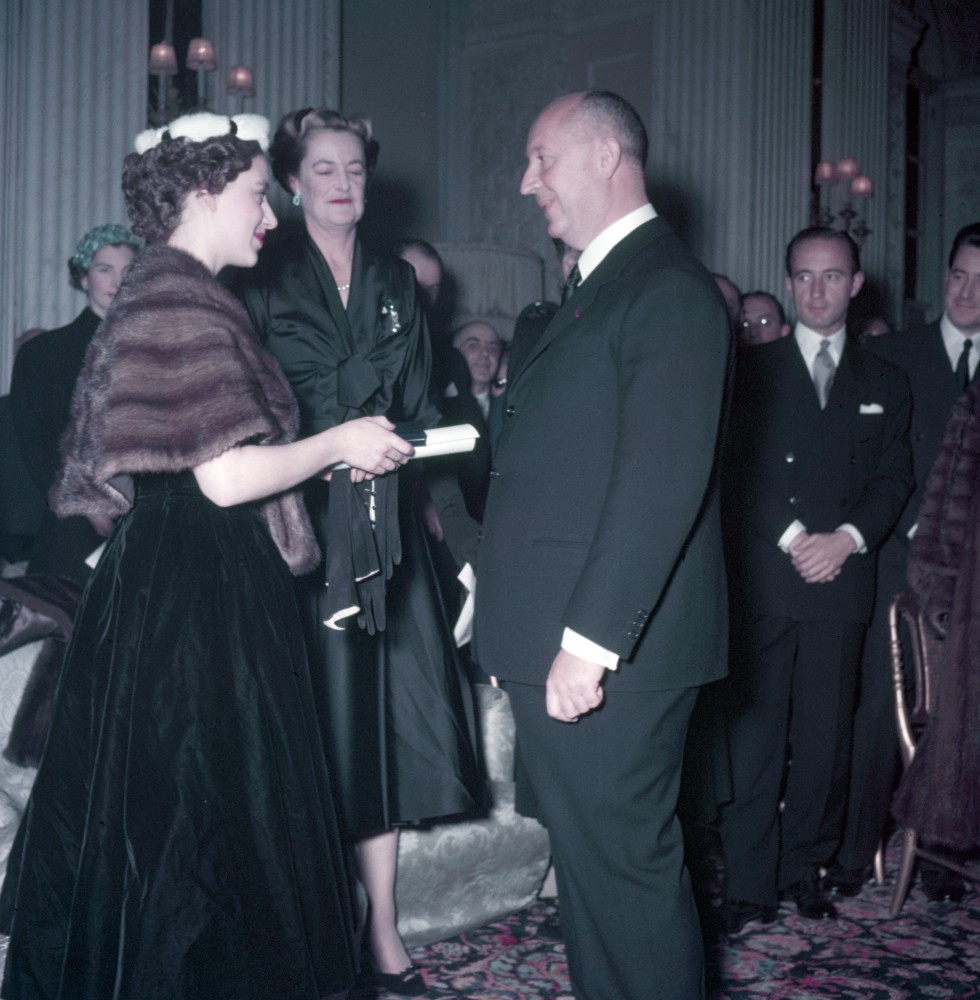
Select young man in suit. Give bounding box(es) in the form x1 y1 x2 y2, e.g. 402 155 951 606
826 221 980 901
719 227 914 934
474 90 731 1000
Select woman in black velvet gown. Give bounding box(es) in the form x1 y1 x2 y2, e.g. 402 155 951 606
242 108 482 995
0 112 414 1000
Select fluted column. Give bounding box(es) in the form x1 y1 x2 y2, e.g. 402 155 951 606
746 0 815 305
648 0 756 274
203 0 341 219
820 0 890 291
1 0 147 387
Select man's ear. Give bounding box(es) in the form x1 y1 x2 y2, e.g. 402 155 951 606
849 270 866 299
596 137 622 178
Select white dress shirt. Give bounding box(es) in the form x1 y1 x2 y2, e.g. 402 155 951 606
941 313 979 380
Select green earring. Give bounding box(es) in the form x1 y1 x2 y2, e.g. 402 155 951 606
292 192 301 207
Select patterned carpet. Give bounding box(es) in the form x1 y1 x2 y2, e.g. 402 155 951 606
355 834 980 999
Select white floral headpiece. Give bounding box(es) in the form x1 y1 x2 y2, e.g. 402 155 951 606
134 113 270 154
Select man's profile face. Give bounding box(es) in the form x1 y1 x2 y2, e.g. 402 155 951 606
785 237 863 335
944 245 980 336
739 294 787 346
519 98 599 252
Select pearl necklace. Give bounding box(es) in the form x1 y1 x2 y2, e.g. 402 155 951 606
337 282 351 292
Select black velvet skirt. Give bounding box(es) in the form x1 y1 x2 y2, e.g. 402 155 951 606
0 473 356 1000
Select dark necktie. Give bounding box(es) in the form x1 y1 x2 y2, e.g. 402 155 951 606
813 339 835 409
561 264 582 306
955 338 973 392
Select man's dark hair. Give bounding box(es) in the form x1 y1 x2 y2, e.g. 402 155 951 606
578 90 648 168
949 222 980 268
785 226 861 277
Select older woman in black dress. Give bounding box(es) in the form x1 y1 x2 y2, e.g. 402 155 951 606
242 108 482 995
0 112 414 1000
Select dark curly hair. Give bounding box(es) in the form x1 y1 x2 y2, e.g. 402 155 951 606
269 107 378 194
122 133 262 244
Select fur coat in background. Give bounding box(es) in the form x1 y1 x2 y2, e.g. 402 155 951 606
892 380 980 850
51 243 320 574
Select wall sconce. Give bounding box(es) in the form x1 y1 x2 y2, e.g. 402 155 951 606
226 65 256 113
185 37 217 107
149 41 178 120
812 158 873 245
148 36 222 125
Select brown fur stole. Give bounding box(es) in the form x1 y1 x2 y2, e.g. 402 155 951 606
51 244 319 574
892 381 980 850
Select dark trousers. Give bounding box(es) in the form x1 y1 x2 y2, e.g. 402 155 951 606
506 681 704 1000
720 616 865 906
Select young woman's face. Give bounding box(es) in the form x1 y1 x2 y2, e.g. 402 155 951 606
212 155 277 270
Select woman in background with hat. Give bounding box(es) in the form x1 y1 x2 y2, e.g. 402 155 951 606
9 223 141 583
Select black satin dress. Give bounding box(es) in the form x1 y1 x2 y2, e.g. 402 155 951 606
242 235 482 836
0 473 356 1000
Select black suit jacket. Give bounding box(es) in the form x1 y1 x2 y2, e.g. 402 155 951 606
9 308 104 581
10 309 101 495
867 320 979 541
723 335 914 624
475 216 731 692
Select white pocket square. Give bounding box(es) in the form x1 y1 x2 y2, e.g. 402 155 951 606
859 403 884 415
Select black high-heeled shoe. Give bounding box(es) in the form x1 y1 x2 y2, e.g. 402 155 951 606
371 965 426 997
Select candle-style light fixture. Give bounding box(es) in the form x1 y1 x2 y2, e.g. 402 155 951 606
226 65 256 113
185 37 217 107
812 157 874 245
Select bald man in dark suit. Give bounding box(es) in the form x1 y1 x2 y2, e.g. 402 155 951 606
475 90 730 1000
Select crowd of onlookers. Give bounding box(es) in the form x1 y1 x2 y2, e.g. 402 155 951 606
0 94 977 1000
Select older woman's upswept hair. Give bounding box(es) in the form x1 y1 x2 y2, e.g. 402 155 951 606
122 133 261 244
269 107 378 194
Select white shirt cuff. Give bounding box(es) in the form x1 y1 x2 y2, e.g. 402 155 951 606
837 523 866 554
562 627 619 671
778 520 806 552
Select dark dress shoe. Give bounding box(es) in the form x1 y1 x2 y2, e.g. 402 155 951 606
783 873 838 919
824 864 869 898
371 966 427 997
534 910 562 941
719 899 778 936
920 863 966 903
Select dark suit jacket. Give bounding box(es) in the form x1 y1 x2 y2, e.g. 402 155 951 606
10 309 101 495
9 308 103 582
723 335 914 624
867 320 979 541
437 386 491 523
474 216 731 692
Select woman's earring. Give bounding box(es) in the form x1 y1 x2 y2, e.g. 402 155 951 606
292 192 301 207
